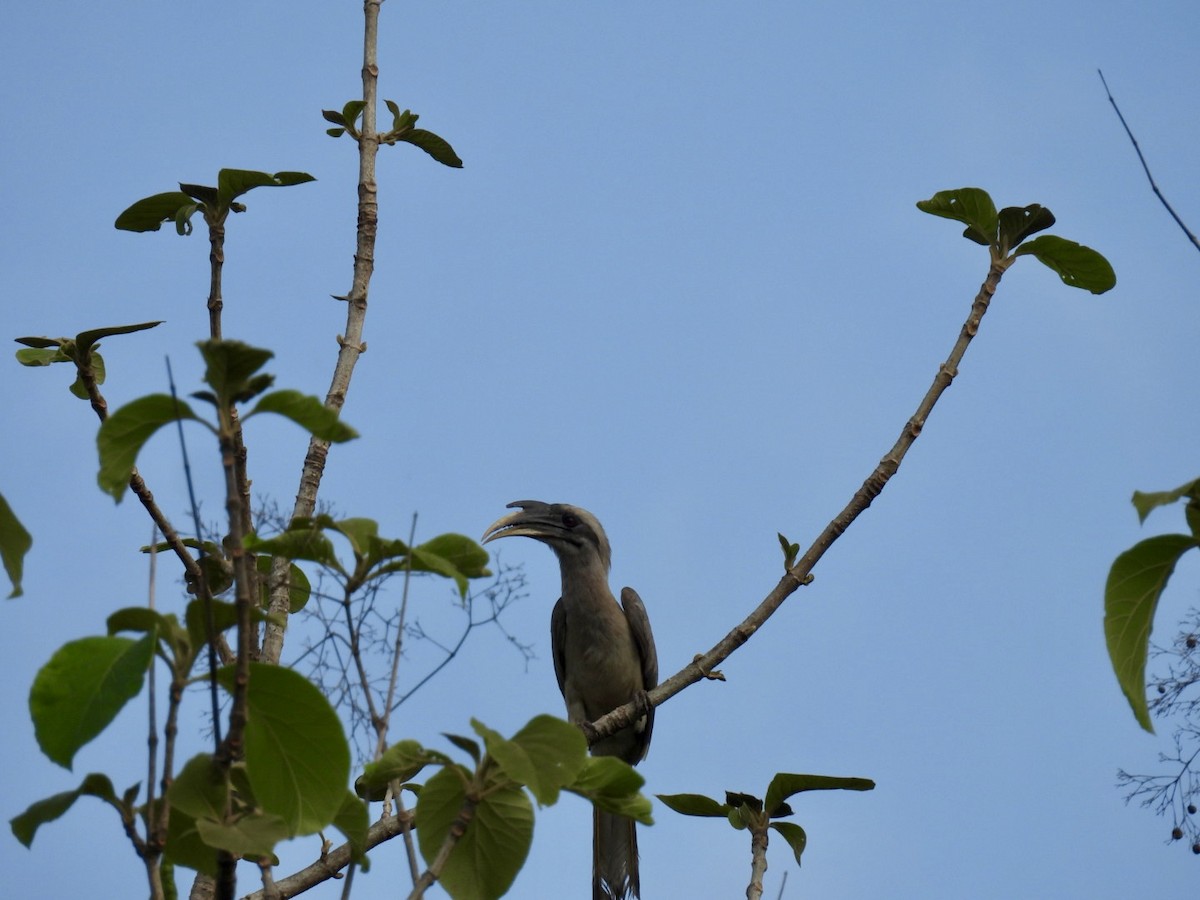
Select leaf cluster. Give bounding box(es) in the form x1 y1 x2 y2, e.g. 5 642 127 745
322 100 463 168
659 772 874 867
114 169 315 235
354 715 650 900
917 188 1115 294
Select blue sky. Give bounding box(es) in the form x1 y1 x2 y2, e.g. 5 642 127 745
3 2 1200 897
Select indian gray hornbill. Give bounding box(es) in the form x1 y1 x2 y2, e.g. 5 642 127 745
482 500 657 900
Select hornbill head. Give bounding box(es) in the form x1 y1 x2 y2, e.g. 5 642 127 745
481 500 612 572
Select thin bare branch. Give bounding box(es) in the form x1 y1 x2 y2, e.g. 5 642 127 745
1098 69 1200 254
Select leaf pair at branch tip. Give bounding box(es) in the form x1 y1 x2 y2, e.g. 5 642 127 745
114 169 315 234
916 187 1115 294
15 321 163 400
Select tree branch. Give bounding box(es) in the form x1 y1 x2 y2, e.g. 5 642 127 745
587 257 1012 744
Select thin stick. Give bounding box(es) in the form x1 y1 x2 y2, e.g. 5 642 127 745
1098 69 1200 254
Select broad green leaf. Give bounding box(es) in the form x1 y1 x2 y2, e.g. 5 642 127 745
15 347 67 366
327 517 380 558
256 557 311 613
247 389 359 443
10 773 119 847
97 394 204 501
179 183 219 206
30 633 156 768
333 791 371 863
1013 235 1116 294
216 168 315 204
1132 480 1200 524
567 756 652 824
764 773 875 815
416 767 533 900
243 528 340 571
167 753 226 822
1105 534 1198 731
115 191 197 232
916 188 998 246
163 806 218 876
656 792 727 817
408 546 469 596
770 821 808 866
216 663 349 835
356 739 448 800
198 340 275 407
195 812 288 859
399 129 464 168
505 715 588 805
107 606 188 665
997 204 1056 252
321 109 346 126
418 534 491 580
0 492 32 598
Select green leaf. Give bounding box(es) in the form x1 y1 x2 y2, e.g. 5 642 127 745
0 492 32 598
198 340 275 407
167 753 227 821
1105 534 1199 731
997 204 1055 252
195 812 288 860
656 792 727 817
15 347 68 366
179 183 219 206
106 606 188 665
256 557 311 613
115 191 199 232
216 168 315 205
185 598 241 657
163 806 218 876
216 663 350 835
97 394 203 501
247 390 358 443
769 821 808 866
416 767 533 900
10 773 119 847
443 733 483 765
341 100 366 128
1132 480 1200 524
567 756 652 824
74 321 163 356
916 188 998 246
764 773 876 815
68 351 104 399
14 335 64 349
244 527 340 571
356 739 448 800
30 633 156 768
333 791 371 863
399 128 464 168
472 716 586 807
1013 235 1116 294
326 128 346 138
321 109 346 126
417 534 491 580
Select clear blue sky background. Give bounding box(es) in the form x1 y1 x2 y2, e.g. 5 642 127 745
3 2 1199 898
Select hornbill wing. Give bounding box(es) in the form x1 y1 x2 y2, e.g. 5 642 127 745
551 596 569 700
621 586 658 759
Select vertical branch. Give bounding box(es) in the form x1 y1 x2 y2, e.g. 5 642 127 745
262 0 384 665
207 218 226 339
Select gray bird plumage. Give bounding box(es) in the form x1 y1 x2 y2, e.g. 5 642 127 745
482 500 657 899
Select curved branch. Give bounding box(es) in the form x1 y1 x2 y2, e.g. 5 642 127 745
588 258 1012 744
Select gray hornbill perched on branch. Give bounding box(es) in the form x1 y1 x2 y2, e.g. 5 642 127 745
483 500 658 900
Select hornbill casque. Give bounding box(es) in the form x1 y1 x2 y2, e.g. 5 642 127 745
482 500 658 900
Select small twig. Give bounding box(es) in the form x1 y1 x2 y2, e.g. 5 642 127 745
1098 69 1200 254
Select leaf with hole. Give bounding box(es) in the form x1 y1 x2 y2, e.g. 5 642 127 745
916 188 998 246
1013 235 1116 294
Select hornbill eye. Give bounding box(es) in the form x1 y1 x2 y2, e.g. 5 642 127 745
561 512 580 528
